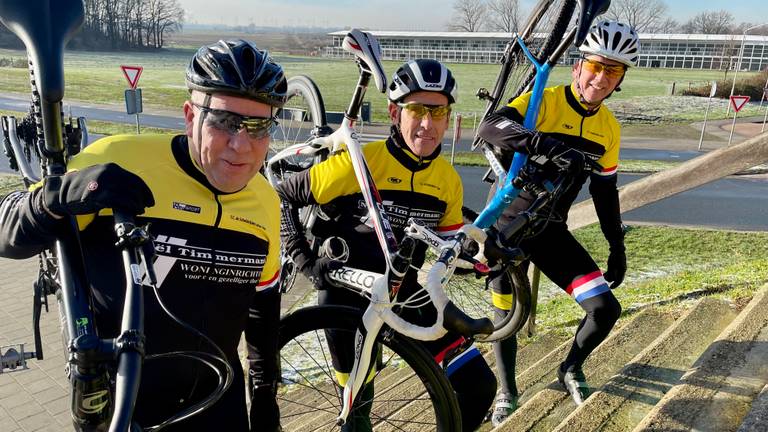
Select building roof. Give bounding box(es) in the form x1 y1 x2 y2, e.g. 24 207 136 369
328 29 768 43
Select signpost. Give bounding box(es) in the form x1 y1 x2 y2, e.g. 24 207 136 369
698 81 717 151
451 113 462 165
728 95 750 146
120 65 143 133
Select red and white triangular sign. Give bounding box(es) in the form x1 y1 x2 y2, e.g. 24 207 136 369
730 95 750 113
120 65 143 89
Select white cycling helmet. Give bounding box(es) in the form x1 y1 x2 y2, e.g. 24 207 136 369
579 20 640 67
388 59 458 104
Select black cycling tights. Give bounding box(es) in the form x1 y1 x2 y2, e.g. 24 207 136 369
491 222 622 395
494 292 621 394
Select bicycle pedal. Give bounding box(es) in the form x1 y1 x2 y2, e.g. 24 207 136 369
0 344 36 373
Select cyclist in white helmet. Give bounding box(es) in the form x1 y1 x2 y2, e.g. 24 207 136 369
277 59 496 431
475 20 639 425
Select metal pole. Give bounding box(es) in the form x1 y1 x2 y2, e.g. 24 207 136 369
727 32 746 116
526 266 541 338
727 109 738 146
728 23 768 115
698 96 713 151
451 113 462 165
762 102 768 133
135 114 141 134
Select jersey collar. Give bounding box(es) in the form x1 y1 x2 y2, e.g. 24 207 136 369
566 83 601 117
387 126 441 172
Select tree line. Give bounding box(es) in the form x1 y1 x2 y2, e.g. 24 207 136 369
450 0 768 35
0 0 184 50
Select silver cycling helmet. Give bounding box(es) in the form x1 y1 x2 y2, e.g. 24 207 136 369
186 39 287 107
579 20 640 68
388 59 458 104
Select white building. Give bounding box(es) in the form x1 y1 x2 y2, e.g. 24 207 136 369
325 30 768 71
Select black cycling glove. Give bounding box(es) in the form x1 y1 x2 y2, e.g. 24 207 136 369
604 245 627 289
532 136 585 174
301 256 343 289
36 163 155 218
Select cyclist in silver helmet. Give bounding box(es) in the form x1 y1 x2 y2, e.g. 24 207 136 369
276 59 497 431
0 39 286 431
477 20 639 425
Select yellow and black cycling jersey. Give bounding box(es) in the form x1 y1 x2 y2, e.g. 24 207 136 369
480 83 623 247
277 133 463 273
0 134 281 407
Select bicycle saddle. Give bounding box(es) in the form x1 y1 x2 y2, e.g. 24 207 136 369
0 0 84 103
574 0 612 46
342 29 387 93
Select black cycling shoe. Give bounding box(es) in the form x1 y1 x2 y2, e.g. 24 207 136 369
557 364 591 406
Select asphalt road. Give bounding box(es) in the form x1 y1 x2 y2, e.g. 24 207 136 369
457 166 768 231
0 95 715 162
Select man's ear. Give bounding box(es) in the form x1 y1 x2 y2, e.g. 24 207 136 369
183 101 195 137
387 102 400 125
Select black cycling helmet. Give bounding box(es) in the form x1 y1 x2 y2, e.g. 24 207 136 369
186 39 287 107
388 59 458 104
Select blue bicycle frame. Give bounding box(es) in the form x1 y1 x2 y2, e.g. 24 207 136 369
474 35 554 229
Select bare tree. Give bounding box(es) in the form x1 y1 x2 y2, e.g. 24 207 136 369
654 17 679 33
681 10 734 34
606 0 669 33
449 0 487 32
486 0 521 33
733 22 768 36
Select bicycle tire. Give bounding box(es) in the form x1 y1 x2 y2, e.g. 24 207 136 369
442 260 530 343
268 75 331 293
277 305 461 432
487 0 577 116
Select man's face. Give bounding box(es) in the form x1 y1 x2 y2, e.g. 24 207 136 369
183 91 273 192
572 55 626 106
388 91 451 157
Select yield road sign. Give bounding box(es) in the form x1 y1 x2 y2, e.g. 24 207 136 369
730 95 750 113
120 65 143 89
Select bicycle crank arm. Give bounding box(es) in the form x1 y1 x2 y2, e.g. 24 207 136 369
338 301 385 425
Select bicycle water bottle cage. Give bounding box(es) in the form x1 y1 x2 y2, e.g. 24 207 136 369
574 0 612 46
342 29 387 93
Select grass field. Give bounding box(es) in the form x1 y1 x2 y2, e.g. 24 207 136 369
1 48 765 124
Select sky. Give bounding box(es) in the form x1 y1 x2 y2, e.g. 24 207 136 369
178 0 768 31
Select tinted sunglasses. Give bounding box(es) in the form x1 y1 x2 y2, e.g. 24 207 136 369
193 102 277 139
397 102 451 120
581 58 626 79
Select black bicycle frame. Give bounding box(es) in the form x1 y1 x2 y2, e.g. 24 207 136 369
0 1 148 431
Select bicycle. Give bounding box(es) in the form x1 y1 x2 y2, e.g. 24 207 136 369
266 2 610 426
0 1 233 430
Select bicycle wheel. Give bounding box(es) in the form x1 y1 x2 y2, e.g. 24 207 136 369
278 305 461 432
488 0 577 114
427 207 529 342
268 75 330 293
443 263 531 343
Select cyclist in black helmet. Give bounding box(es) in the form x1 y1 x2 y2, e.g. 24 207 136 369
0 39 286 431
277 59 497 431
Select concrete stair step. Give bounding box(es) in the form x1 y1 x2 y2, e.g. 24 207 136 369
633 284 768 432
552 297 737 432
494 306 675 432
737 383 768 432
